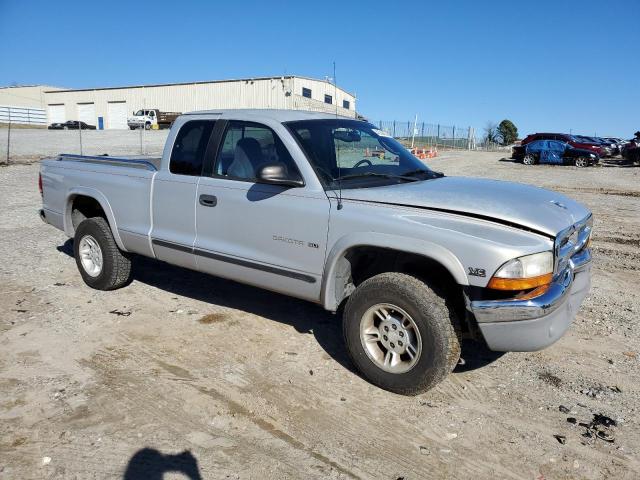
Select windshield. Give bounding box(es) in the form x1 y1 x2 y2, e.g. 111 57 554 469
134 110 144 116
285 119 440 189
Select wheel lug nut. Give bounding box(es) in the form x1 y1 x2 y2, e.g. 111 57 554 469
398 341 403 347
384 326 389 332
390 342 395 348
399 331 404 337
392 324 397 330
383 335 388 341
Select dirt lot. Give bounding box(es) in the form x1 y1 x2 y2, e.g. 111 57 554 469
1 135 639 479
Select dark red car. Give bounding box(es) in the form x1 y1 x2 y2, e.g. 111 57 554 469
513 133 605 160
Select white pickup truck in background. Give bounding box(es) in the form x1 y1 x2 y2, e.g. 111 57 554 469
127 108 181 130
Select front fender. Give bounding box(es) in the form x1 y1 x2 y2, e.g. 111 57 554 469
320 232 468 311
64 187 126 251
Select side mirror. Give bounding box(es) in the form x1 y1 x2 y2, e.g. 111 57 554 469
256 163 304 188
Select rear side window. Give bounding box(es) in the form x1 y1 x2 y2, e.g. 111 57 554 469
170 120 215 176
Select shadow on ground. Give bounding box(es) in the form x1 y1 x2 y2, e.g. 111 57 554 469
123 448 202 480
58 239 501 376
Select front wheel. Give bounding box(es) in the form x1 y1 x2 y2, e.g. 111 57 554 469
522 154 536 165
343 272 461 395
145 123 151 130
574 157 589 168
74 217 132 290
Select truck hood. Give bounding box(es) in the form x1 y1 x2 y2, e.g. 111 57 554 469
342 176 590 237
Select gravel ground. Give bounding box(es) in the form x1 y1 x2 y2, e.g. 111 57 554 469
0 132 639 479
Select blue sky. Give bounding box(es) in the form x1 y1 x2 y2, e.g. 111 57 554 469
1 0 638 137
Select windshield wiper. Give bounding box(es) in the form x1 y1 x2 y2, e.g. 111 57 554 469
338 172 418 182
401 168 445 178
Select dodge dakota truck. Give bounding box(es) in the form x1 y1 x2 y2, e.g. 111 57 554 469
39 109 593 395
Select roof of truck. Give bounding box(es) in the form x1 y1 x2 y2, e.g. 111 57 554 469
183 109 356 122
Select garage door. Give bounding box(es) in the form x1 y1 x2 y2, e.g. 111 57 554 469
107 101 128 129
48 104 65 124
77 103 95 126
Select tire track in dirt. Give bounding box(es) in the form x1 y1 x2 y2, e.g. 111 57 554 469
121 332 526 480
109 336 359 479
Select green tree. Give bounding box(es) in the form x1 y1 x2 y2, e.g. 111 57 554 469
497 119 518 145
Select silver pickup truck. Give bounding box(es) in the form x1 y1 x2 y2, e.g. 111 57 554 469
39 109 592 395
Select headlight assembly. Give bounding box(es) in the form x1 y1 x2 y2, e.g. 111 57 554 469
487 251 553 290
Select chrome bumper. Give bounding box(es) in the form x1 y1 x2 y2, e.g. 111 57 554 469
470 248 591 352
471 248 591 323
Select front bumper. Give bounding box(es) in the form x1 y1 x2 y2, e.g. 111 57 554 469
470 248 591 352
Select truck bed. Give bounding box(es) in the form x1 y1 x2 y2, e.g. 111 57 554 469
40 153 160 258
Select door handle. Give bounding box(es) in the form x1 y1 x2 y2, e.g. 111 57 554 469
199 194 217 207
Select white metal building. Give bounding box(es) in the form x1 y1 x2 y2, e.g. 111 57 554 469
0 85 64 126
43 76 356 129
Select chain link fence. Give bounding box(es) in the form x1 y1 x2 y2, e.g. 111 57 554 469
1 116 512 166
0 124 168 166
371 120 517 153
372 120 476 151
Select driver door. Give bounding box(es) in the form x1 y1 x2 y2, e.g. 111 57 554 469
194 120 330 301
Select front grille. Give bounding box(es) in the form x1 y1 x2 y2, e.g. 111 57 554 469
554 214 592 276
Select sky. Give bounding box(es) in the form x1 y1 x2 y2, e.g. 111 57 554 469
1 0 639 137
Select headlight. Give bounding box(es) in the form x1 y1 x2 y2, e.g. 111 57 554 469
590 153 596 158
487 251 553 290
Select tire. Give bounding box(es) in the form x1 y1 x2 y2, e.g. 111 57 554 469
522 154 536 165
145 123 151 130
129 126 136 130
343 272 461 395
73 217 132 290
63 126 69 130
574 157 589 168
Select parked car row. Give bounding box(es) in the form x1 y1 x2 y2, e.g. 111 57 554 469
521 140 599 168
621 132 640 164
48 120 96 130
511 131 637 167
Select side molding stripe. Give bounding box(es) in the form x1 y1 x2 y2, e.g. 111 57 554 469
151 238 316 284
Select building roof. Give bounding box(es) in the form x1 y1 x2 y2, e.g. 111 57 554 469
0 84 63 90
44 76 355 97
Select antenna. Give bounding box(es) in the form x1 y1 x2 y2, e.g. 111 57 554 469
334 61 343 210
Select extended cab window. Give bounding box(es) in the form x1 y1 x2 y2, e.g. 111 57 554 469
214 121 300 182
169 120 215 176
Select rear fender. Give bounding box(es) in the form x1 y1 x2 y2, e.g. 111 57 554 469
64 187 126 251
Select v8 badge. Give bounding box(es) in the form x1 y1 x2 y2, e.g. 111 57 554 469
468 267 486 277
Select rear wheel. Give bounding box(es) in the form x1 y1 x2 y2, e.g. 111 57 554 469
343 272 461 395
523 154 536 165
74 217 132 290
145 123 151 130
574 157 589 168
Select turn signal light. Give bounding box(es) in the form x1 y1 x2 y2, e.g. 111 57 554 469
487 273 553 291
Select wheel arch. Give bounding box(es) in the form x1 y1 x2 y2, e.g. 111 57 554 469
64 187 126 250
321 232 468 312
